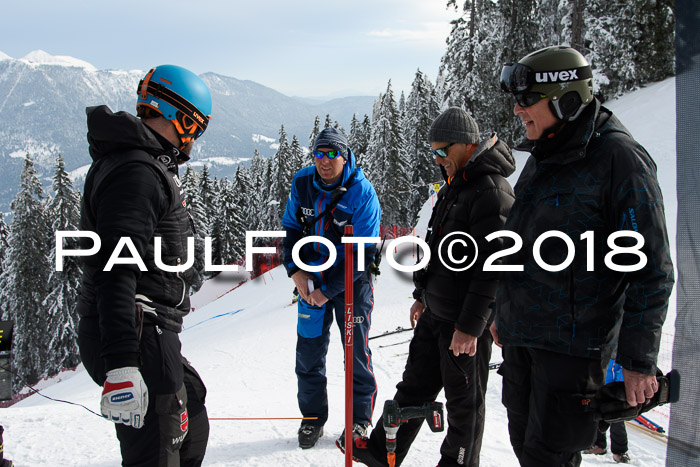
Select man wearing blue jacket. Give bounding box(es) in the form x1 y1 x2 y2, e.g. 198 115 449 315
282 127 381 449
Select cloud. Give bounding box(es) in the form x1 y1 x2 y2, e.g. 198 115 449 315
366 22 451 44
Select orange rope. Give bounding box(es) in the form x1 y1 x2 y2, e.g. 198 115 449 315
209 417 318 421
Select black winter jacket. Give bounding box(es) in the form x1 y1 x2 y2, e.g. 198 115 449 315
77 105 198 371
414 136 515 337
495 101 674 375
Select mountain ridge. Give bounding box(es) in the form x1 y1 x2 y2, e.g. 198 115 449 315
0 50 375 211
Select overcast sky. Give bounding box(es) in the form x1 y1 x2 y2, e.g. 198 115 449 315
1 1 458 98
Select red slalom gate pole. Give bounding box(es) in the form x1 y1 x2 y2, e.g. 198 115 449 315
344 224 354 466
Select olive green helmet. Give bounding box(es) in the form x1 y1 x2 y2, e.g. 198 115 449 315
500 45 594 121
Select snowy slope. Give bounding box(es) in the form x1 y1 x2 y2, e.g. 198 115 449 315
1 78 676 466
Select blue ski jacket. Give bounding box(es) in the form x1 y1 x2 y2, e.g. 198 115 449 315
606 359 624 384
282 150 381 299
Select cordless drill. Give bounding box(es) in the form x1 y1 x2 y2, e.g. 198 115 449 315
382 400 444 466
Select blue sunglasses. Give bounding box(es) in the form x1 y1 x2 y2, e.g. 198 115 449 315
430 142 457 158
313 149 343 159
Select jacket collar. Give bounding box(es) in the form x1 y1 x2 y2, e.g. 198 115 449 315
518 99 603 165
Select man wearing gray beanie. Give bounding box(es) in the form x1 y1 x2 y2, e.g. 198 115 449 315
349 108 516 467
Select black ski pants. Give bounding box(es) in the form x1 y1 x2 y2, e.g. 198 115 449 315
595 420 628 454
499 345 606 467
366 309 492 466
79 317 209 466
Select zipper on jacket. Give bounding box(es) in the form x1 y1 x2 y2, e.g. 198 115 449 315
569 270 576 340
175 257 187 307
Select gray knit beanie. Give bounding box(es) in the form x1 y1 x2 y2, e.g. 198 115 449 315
314 127 349 157
428 107 480 144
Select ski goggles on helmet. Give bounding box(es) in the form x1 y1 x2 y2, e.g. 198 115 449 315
430 142 457 158
313 149 343 159
138 72 210 142
500 62 535 94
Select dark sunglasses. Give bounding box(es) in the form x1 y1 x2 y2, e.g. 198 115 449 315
313 149 343 159
430 142 457 158
513 92 547 108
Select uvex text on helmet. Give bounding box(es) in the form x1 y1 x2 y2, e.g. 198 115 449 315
500 45 594 121
136 65 213 146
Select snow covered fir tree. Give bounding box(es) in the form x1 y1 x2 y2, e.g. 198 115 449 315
0 0 674 400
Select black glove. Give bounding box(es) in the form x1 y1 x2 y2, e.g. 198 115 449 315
595 369 680 423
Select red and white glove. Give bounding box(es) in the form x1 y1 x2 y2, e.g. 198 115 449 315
101 367 149 429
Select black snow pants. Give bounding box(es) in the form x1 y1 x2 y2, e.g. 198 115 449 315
78 316 209 466
499 345 606 467
366 309 492 466
595 420 628 454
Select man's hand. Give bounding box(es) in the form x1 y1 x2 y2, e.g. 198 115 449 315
622 368 659 407
291 270 314 302
306 289 329 307
489 322 501 348
449 329 477 357
410 300 426 328
101 367 148 429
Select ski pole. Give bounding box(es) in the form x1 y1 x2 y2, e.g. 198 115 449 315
344 224 354 467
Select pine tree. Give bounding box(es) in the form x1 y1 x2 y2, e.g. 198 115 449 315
210 177 246 267
441 0 532 145
289 135 306 181
198 164 214 233
227 167 250 262
43 154 82 375
350 114 372 169
181 165 208 283
584 0 675 101
403 69 442 222
270 125 292 227
248 150 268 231
5 155 51 389
367 81 411 226
0 214 10 321
309 115 321 151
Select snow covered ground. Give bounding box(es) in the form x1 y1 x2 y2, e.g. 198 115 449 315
1 78 676 465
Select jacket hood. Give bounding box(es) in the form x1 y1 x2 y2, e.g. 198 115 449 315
86 105 168 161
442 134 516 182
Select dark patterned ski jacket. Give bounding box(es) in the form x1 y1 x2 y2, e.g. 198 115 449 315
495 100 674 375
413 136 515 337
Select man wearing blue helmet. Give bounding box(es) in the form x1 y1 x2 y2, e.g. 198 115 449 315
77 64 212 466
282 127 381 450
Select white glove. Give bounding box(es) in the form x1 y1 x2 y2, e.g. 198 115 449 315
101 367 149 429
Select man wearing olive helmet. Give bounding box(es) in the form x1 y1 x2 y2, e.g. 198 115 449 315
494 46 674 466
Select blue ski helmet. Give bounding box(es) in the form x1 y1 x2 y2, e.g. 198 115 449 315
136 65 212 147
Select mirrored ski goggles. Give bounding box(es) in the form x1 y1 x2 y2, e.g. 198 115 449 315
313 149 343 159
500 62 535 94
430 142 457 158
